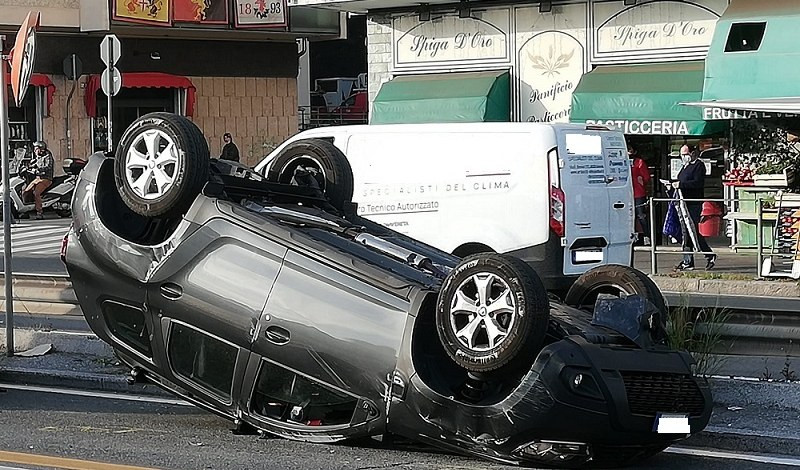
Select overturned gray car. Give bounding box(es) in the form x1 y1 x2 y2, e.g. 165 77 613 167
62 113 711 467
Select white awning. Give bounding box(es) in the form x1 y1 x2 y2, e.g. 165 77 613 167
683 98 800 114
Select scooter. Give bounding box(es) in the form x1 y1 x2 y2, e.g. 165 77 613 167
0 155 87 220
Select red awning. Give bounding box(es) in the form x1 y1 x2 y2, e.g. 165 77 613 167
84 72 196 117
3 71 56 111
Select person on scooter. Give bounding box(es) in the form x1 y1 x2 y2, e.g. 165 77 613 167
22 141 54 220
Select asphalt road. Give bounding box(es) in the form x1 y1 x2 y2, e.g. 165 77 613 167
0 218 69 275
0 385 795 470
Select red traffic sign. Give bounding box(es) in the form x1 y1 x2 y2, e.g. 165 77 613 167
10 11 40 108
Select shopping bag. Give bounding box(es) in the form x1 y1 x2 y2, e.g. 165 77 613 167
663 201 682 243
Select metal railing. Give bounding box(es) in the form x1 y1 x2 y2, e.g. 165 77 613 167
647 196 745 275
297 106 367 131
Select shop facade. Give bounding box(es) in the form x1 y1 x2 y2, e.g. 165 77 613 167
2 0 343 167
358 0 733 196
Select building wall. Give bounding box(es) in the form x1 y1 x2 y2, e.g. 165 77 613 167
366 15 392 104
41 76 298 170
192 77 298 167
366 0 730 133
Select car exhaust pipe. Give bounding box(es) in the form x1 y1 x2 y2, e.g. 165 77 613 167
354 233 446 277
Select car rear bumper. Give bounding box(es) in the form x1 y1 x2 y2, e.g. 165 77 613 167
389 337 711 465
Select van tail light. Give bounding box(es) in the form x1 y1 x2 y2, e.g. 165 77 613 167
547 147 564 237
550 187 565 237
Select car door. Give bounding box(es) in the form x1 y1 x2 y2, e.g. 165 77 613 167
146 210 287 414
243 242 411 436
557 129 632 275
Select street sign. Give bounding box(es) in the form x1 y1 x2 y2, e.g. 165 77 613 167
100 34 121 66
62 54 83 80
10 11 40 107
101 67 122 96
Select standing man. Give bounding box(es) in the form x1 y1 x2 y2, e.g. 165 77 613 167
22 141 54 220
628 145 651 245
674 145 716 271
220 132 240 162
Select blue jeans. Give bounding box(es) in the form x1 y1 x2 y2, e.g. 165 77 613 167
635 197 650 239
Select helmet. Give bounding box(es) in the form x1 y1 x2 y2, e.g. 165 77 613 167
33 141 47 150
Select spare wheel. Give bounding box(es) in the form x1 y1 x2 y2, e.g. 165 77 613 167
436 253 550 373
564 265 666 315
114 112 210 218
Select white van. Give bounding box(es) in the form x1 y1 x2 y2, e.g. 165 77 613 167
255 123 634 292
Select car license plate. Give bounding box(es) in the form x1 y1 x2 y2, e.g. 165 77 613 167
573 250 603 263
655 413 690 434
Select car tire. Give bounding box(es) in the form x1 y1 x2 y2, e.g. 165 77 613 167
114 112 210 218
564 265 666 314
436 253 550 373
265 139 354 211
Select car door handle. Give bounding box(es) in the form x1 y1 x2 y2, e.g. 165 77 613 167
160 282 183 300
265 326 290 345
613 202 625 209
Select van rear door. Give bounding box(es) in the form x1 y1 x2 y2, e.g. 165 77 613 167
555 128 633 275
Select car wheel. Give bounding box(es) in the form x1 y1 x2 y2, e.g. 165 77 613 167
114 112 210 218
564 265 666 315
266 139 354 211
436 253 550 373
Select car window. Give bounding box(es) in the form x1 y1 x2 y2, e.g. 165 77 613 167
251 360 358 427
168 322 238 402
102 300 152 358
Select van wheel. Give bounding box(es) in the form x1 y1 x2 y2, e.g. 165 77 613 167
436 254 550 373
564 265 667 338
452 243 495 258
266 139 354 211
114 113 210 218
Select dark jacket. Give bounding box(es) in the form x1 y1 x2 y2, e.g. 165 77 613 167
33 150 55 181
221 142 240 162
677 159 705 201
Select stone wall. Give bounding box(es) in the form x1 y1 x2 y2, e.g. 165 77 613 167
43 75 92 166
191 77 298 167
366 15 393 112
40 75 299 170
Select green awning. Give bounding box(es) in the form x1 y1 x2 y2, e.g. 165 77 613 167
570 61 726 136
698 0 800 114
371 71 510 124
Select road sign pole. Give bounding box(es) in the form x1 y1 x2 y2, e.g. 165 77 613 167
0 35 15 357
106 40 113 153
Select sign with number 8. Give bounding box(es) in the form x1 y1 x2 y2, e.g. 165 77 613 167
234 0 287 27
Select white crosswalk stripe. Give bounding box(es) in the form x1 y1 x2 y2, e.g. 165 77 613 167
0 219 71 256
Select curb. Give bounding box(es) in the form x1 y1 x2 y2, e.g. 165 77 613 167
684 427 800 457
0 367 171 397
0 329 112 357
653 276 800 298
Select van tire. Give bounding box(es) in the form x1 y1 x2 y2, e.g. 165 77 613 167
266 139 354 211
452 243 495 258
564 265 667 326
114 113 210 218
436 253 549 373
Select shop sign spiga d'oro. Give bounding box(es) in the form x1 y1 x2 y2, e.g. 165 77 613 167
393 10 510 66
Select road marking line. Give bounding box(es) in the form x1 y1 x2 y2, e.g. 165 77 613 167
0 383 191 407
667 446 800 466
0 450 158 470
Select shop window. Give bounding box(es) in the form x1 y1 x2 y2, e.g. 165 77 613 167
102 300 152 357
251 361 357 427
168 322 238 401
725 22 766 52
